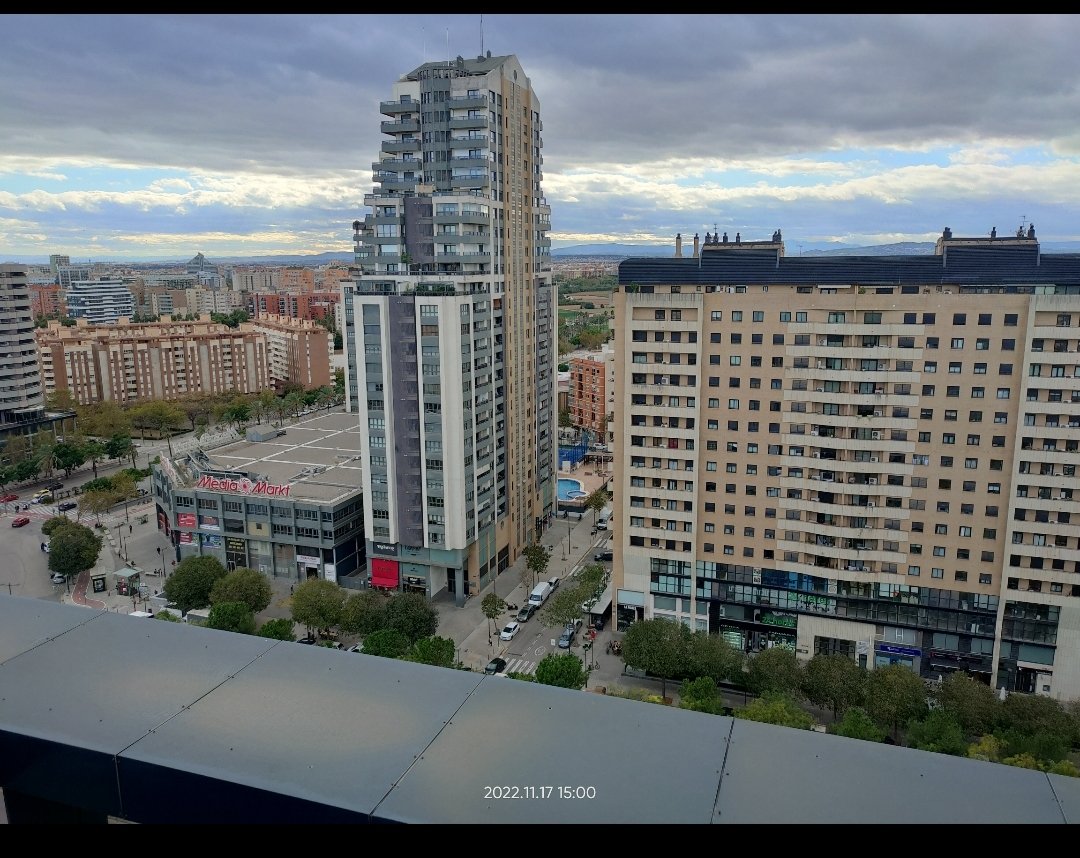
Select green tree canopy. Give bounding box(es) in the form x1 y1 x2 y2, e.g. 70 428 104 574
481 592 506 642
257 618 296 641
339 590 388 637
685 632 744 686
801 653 868 720
206 601 257 635
521 542 551 593
828 707 886 742
535 652 588 690
905 709 967 756
404 636 457 668
361 628 411 659
746 646 803 700
41 516 75 537
584 488 610 525
620 617 691 699
733 694 815 730
999 691 1075 744
866 664 928 741
384 591 439 644
679 677 726 715
47 521 102 578
163 555 228 614
290 578 347 635
209 567 272 614
933 672 1000 737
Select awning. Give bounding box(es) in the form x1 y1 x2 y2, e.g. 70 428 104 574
371 558 400 588
587 583 612 617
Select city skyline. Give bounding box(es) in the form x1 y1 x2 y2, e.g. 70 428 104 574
3 14 1080 260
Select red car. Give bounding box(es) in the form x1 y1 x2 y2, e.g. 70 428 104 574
11 516 31 528
1 494 18 503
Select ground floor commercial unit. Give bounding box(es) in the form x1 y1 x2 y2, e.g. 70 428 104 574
151 413 366 586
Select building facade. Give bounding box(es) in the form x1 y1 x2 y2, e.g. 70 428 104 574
245 314 333 391
151 416 365 583
343 52 555 605
65 279 135 324
569 349 610 435
612 227 1080 700
37 317 269 405
0 265 44 422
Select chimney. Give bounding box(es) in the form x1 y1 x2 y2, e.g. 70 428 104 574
693 233 700 258
675 233 683 258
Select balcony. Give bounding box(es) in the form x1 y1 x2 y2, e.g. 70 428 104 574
448 116 489 131
381 119 419 134
380 98 419 115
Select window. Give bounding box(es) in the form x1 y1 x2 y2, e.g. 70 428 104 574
731 311 743 322
997 388 1010 399
951 338 964 349
976 338 989 350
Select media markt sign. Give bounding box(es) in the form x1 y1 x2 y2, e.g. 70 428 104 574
196 474 292 497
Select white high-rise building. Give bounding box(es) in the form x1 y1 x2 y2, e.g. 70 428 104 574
343 52 554 604
0 265 44 423
65 279 134 325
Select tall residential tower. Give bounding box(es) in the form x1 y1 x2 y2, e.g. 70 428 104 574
343 53 554 604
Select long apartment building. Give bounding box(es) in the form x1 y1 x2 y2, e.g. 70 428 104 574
612 226 1080 700
343 52 554 605
37 317 269 405
246 314 333 391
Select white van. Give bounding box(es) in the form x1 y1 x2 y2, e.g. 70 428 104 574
596 506 613 530
528 581 553 607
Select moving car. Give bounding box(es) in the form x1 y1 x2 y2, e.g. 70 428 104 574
516 603 536 623
47 482 63 491
32 491 53 504
484 657 508 675
594 549 614 562
0 493 18 503
11 516 30 528
58 501 77 512
500 621 520 641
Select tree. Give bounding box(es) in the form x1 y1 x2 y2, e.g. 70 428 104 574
404 636 456 668
220 397 252 431
384 591 439 644
999 692 1074 744
257 618 296 641
105 434 136 467
290 578 346 637
934 672 999 736
541 564 605 633
733 694 815 729
78 488 118 524
905 710 967 755
361 628 411 659
746 647 803 700
153 610 183 623
47 522 102 579
621 617 691 699
967 734 1004 763
828 707 886 742
521 542 551 593
163 556 228 615
686 632 744 686
46 389 79 412
81 438 107 479
210 567 272 614
865 664 928 742
481 592 506 643
206 601 257 635
80 402 131 439
52 440 88 477
801 653 868 720
129 401 185 455
679 677 726 715
41 515 75 537
111 470 138 524
339 590 388 638
535 652 588 690
584 487 610 528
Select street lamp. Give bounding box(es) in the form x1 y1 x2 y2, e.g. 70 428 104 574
115 523 125 560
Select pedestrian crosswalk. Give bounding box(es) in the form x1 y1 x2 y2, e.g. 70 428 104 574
502 657 537 676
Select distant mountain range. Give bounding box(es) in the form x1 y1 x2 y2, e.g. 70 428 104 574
8 241 1080 268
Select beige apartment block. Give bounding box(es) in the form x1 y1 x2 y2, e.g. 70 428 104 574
612 226 1080 700
242 314 332 392
37 317 268 405
569 350 610 435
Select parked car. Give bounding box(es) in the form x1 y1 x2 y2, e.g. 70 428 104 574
516 603 536 623
296 637 318 645
594 549 614 562
11 516 30 528
0 493 18 503
47 482 63 491
484 657 508 675
558 624 577 649
500 621 520 641
547 576 560 591
32 491 53 504
50 573 66 585
58 501 77 512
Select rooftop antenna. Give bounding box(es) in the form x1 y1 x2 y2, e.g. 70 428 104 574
446 28 450 67
481 14 484 56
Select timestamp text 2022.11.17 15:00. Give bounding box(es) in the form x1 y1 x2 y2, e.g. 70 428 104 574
483 785 597 800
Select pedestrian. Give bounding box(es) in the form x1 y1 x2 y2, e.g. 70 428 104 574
129 524 133 535
290 584 294 595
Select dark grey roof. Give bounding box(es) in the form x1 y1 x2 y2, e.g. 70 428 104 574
1 596 1077 824
404 54 512 80
619 245 1080 287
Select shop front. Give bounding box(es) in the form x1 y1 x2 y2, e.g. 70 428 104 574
296 552 321 579
371 558 400 593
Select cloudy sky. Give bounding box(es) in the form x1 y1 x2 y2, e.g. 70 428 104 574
3 14 1080 262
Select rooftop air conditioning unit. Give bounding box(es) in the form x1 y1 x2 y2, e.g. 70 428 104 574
819 339 828 346
872 431 881 440
867 502 875 508
873 411 883 417
813 452 821 458
816 387 825 393
869 478 878 485
811 430 819 436
870 456 879 463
